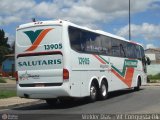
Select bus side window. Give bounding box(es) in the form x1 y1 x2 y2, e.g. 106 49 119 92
135 45 141 60
101 36 111 56
111 38 120 57
126 43 136 58
69 26 82 52
92 35 103 54
120 43 126 57
140 46 147 72
81 30 91 53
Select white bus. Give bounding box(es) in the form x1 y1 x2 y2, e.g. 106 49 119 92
15 20 150 105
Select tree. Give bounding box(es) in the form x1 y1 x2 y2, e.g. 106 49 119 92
0 29 11 65
11 41 15 54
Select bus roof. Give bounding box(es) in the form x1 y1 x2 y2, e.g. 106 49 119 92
17 19 143 47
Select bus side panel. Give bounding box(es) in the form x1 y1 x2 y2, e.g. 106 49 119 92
70 51 112 97
131 59 146 87
109 57 128 91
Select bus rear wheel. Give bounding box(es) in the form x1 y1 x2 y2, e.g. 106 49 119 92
99 81 108 100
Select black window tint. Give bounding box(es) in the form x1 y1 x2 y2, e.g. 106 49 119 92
81 31 101 53
119 41 127 57
101 36 111 55
69 26 141 59
91 34 103 53
126 43 137 58
69 26 103 54
111 38 121 57
69 26 82 51
140 46 145 58
80 30 90 52
135 45 141 59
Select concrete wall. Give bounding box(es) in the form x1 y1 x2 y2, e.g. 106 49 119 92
147 64 160 75
146 53 156 61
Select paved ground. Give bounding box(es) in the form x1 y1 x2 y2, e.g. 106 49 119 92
0 82 160 110
0 97 40 109
0 83 16 90
0 79 40 110
0 78 16 90
0 86 160 120
1 75 160 119
5 79 16 84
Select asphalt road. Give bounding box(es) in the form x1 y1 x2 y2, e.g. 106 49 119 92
0 86 160 120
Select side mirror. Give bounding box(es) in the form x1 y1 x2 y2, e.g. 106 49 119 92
146 56 151 65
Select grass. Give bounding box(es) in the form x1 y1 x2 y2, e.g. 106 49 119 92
0 77 6 83
148 73 160 83
0 77 16 98
0 90 16 99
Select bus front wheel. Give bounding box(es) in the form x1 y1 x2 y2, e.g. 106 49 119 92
134 79 141 91
89 82 98 102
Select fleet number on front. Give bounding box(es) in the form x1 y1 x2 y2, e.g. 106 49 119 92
44 43 62 50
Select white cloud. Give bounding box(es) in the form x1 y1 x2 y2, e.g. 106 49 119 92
0 0 35 25
0 0 35 15
146 44 157 49
1 0 160 48
80 0 159 23
116 23 160 41
5 32 15 46
33 1 58 18
0 0 159 27
0 16 21 25
116 23 160 49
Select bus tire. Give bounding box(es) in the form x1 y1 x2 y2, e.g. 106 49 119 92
134 79 141 91
45 99 58 106
99 81 108 100
89 82 98 102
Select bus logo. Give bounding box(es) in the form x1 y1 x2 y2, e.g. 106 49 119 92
24 28 53 51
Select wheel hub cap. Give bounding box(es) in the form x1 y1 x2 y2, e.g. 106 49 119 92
102 84 106 96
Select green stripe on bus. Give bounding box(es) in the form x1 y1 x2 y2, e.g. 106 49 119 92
98 56 138 77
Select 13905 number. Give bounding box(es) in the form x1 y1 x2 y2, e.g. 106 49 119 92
44 43 62 50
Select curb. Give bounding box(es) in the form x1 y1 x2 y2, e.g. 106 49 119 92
0 100 43 110
143 82 160 86
143 85 160 87
0 83 16 85
0 84 16 90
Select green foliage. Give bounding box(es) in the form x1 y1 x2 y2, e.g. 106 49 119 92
0 77 6 83
148 73 160 80
0 29 10 47
0 90 16 99
0 29 11 64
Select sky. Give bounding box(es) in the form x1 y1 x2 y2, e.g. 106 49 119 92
0 0 160 49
